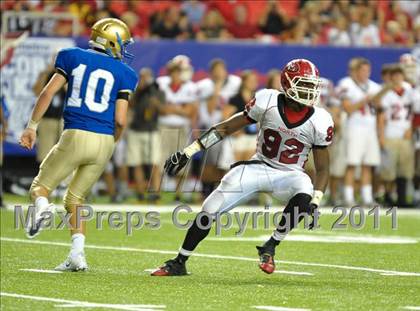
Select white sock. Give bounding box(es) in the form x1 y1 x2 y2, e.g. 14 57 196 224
34 196 49 212
361 184 373 204
343 186 354 205
70 233 85 256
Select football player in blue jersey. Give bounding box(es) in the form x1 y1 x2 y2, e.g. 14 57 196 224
19 18 138 271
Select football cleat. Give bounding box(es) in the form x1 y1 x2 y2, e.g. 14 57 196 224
55 252 88 272
150 259 187 276
25 203 55 239
256 245 276 274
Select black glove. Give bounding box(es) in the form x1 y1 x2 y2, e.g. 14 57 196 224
164 151 189 177
308 203 320 230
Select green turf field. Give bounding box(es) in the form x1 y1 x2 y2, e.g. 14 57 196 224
1 196 420 311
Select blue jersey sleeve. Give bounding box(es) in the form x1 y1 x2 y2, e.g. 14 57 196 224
54 48 72 79
118 67 138 95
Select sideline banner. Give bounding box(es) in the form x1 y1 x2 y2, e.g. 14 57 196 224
1 37 75 156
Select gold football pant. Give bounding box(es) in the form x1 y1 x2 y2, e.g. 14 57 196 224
31 129 115 205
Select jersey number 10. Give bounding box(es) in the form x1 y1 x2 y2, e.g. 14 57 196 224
68 64 115 113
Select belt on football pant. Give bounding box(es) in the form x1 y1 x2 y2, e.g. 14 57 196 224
230 160 275 170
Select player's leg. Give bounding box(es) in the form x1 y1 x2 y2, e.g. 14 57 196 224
396 139 414 206
343 128 364 205
414 148 420 205
27 131 80 238
151 164 263 276
380 139 398 205
55 132 114 271
257 170 314 274
360 131 381 205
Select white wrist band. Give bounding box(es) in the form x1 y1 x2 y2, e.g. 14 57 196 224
311 190 324 206
183 140 202 158
27 119 39 131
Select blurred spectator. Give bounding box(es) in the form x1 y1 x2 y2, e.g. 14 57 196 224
181 0 206 28
266 69 281 90
383 20 411 46
226 70 259 161
157 59 198 201
196 9 230 41
378 65 414 206
120 11 145 38
1 0 418 47
350 8 381 47
321 78 346 205
284 19 312 45
127 68 164 202
178 11 195 40
227 5 259 39
0 96 7 208
32 57 64 164
259 0 289 36
327 15 351 46
104 138 129 203
196 59 241 197
337 58 386 205
151 7 182 39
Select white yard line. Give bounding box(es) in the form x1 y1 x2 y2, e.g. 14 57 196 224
208 234 418 244
0 292 165 311
380 272 420 276
402 307 420 310
19 268 62 274
273 270 313 276
2 237 420 277
252 306 310 311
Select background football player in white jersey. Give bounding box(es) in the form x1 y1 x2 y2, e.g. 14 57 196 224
195 59 241 198
378 65 414 206
337 58 389 206
400 53 420 205
157 56 198 201
151 59 334 276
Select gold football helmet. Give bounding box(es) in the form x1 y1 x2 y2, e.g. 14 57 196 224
89 18 133 60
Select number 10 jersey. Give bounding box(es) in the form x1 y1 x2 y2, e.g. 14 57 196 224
55 47 138 135
244 89 334 172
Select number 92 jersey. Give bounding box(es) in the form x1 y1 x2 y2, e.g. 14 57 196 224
244 89 334 172
55 47 138 135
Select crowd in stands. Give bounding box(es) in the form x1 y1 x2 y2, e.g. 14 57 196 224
1 0 419 47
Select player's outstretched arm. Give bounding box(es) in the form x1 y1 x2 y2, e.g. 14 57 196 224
19 73 66 150
164 112 250 176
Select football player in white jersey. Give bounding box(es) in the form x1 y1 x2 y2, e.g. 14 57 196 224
378 65 414 206
400 53 420 204
151 59 334 276
337 58 389 206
